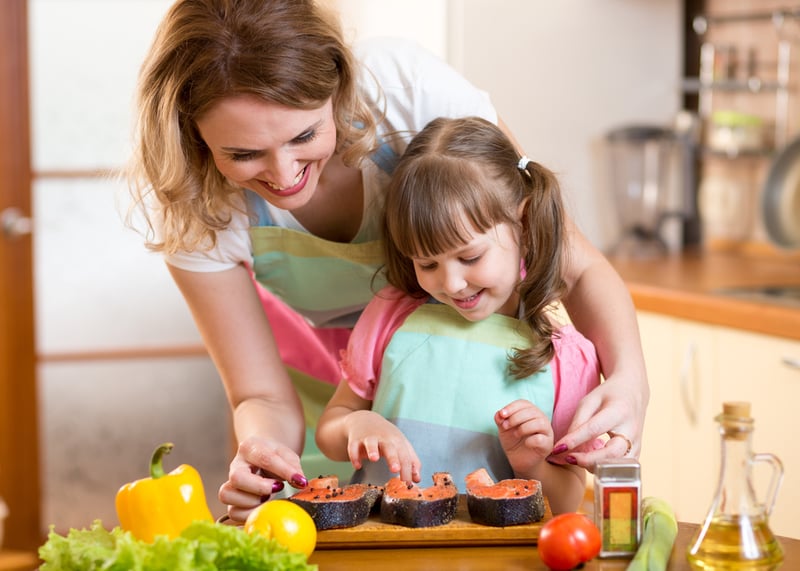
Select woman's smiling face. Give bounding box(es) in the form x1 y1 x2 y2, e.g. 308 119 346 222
196 94 337 211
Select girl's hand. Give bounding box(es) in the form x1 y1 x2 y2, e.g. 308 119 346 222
550 372 646 470
344 410 422 484
218 435 307 523
495 399 554 476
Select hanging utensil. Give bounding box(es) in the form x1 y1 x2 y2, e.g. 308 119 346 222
762 135 800 248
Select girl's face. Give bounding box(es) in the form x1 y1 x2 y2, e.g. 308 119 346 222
411 219 522 321
196 94 337 211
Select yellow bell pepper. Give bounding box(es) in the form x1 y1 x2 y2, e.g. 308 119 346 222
115 442 214 543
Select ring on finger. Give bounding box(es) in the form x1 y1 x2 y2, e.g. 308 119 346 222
607 431 633 456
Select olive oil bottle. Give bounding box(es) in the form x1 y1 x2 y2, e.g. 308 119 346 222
687 402 784 570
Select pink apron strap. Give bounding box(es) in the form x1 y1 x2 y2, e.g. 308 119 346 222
253 278 350 386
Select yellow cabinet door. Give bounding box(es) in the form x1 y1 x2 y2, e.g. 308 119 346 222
637 312 678 503
637 312 719 525
716 327 800 539
671 319 719 526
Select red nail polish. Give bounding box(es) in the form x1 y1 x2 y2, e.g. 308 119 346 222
565 455 578 465
290 473 308 488
272 480 285 493
552 444 569 455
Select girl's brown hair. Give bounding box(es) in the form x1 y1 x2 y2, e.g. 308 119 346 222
127 0 377 254
383 116 568 378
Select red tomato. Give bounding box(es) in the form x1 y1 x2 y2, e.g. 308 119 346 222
537 512 602 570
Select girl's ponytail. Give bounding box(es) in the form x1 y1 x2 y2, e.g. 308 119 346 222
509 158 568 379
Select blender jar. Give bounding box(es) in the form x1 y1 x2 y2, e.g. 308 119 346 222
606 125 676 258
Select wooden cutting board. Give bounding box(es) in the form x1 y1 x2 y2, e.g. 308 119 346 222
316 494 551 549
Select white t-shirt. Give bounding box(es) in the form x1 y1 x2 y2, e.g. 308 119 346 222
164 36 497 272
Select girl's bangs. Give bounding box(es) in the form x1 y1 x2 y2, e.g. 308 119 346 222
395 172 500 258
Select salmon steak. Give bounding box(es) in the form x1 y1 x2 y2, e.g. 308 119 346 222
289 475 383 530
464 468 545 527
380 472 459 528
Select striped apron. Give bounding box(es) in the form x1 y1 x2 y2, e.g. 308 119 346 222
245 143 397 479
351 302 555 487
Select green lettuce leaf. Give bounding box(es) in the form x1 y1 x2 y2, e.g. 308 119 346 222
38 520 317 571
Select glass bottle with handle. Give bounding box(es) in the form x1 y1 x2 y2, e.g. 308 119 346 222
687 401 784 570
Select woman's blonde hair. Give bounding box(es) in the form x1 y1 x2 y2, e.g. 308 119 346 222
127 0 377 253
383 116 568 378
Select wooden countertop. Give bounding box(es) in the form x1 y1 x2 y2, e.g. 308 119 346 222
0 551 38 571
308 521 800 570
11 522 799 570
609 250 800 340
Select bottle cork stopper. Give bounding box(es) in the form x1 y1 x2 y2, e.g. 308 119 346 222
723 401 751 418
720 402 753 439
722 401 750 418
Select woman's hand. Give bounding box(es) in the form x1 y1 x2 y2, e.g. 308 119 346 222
550 370 648 470
218 435 307 523
342 410 422 484
495 399 554 476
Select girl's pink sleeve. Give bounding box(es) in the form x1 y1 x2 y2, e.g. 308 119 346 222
550 324 604 455
339 286 423 400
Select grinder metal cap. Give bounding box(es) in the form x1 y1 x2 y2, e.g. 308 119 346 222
595 458 641 481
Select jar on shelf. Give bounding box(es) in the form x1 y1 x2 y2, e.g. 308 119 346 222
713 44 738 81
698 166 756 245
706 110 767 155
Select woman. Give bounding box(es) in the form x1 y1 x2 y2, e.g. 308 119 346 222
128 0 648 522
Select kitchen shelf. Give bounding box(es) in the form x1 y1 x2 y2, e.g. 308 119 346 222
693 9 800 30
689 13 794 152
699 146 775 160
682 77 786 94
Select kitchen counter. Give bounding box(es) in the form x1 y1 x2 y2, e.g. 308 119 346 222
609 250 800 340
0 551 38 571
14 521 800 570
308 521 800 570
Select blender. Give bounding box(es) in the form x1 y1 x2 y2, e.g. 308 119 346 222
606 125 686 258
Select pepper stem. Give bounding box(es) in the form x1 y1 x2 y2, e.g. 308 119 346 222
150 442 175 479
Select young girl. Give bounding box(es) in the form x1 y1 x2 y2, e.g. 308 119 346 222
130 0 647 521
316 117 601 514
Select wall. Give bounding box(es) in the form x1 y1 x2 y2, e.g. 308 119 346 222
453 0 683 251
336 0 448 57
341 0 684 251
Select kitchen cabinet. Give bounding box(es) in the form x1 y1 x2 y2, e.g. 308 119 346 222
0 551 39 571
715 326 800 539
637 312 718 527
637 312 676 503
637 311 800 539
